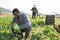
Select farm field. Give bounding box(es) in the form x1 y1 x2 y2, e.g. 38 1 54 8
0 14 60 40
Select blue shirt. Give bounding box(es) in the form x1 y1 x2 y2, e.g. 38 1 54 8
10 12 32 29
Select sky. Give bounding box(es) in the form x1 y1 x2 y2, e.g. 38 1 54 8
0 0 60 15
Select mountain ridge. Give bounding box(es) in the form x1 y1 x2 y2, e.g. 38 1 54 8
0 7 12 13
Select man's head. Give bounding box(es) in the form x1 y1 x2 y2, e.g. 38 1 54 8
12 8 20 18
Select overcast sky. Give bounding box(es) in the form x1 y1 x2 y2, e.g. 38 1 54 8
0 0 60 14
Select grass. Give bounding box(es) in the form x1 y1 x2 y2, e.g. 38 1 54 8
0 14 60 40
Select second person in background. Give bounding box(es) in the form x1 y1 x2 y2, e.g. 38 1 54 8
31 5 38 19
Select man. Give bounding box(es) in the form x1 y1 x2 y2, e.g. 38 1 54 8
31 5 38 19
8 8 32 40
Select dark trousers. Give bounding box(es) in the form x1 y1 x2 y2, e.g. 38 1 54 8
12 27 31 40
32 13 36 19
20 28 31 39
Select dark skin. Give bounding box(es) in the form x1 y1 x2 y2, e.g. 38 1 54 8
13 12 20 18
11 13 20 35
13 12 20 23
13 12 21 40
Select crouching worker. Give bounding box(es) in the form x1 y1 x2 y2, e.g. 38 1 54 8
8 8 32 40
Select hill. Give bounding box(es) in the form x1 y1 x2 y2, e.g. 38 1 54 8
0 7 12 13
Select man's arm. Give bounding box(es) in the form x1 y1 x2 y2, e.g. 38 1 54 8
36 8 38 13
8 18 15 29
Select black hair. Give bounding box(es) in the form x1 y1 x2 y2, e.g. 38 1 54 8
12 8 20 13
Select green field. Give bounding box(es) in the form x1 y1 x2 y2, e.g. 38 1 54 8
0 15 60 40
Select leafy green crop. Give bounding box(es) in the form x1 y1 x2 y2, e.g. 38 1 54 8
43 26 58 40
0 15 59 40
31 32 43 40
